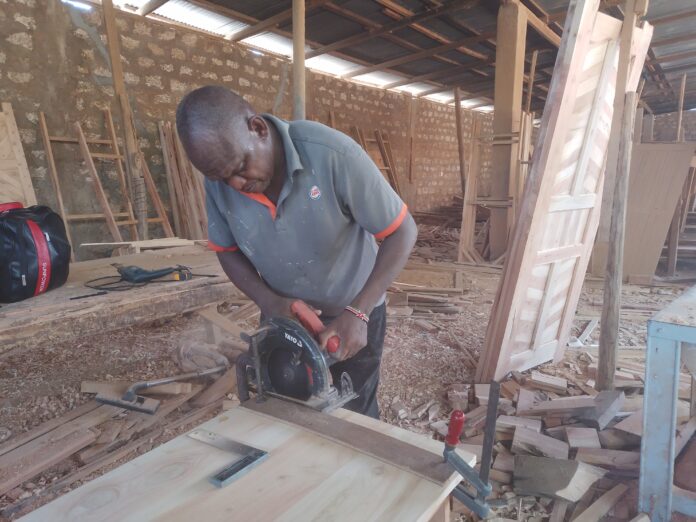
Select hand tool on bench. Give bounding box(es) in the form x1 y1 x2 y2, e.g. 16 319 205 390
236 300 356 412
96 365 227 414
442 380 500 519
188 428 268 488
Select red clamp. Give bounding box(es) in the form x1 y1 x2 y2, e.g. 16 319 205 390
290 300 340 354
446 410 466 447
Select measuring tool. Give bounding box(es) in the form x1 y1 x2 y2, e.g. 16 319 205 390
188 429 268 488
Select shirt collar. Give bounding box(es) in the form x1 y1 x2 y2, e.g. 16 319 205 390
261 113 304 178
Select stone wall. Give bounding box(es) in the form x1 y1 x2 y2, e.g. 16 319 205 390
0 1 492 252
651 111 696 142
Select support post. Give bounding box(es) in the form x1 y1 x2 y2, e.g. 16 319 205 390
102 0 147 239
525 50 538 114
676 74 687 142
454 87 467 196
598 92 638 391
593 0 639 275
489 1 527 259
645 113 654 141
292 0 306 120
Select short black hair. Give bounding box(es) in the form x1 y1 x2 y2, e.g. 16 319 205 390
176 85 253 152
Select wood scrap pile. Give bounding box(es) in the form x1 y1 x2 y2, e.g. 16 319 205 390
0 300 259 518
386 282 467 322
412 195 464 226
427 354 695 521
0 378 232 518
158 121 207 240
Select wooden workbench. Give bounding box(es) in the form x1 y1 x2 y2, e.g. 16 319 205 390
21 405 475 521
0 245 240 356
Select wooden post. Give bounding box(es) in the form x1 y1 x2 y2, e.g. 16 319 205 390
454 87 467 196
666 184 684 276
102 0 147 239
592 0 639 275
676 74 687 142
292 0 306 120
525 50 538 114
598 93 638 391
633 107 643 143
644 113 654 141
489 1 527 260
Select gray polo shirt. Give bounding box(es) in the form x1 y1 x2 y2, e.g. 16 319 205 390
206 114 407 315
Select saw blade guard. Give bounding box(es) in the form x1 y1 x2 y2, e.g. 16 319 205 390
254 317 332 400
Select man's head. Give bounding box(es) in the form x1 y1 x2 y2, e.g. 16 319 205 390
176 86 277 193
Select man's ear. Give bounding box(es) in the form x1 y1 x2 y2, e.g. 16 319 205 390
248 115 269 138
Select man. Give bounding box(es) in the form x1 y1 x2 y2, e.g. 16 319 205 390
176 86 417 418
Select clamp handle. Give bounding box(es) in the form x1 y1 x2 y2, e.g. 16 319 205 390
290 300 340 354
446 410 466 446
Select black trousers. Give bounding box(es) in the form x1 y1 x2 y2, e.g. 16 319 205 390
326 303 387 419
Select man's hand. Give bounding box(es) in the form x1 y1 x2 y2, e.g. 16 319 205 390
318 311 368 361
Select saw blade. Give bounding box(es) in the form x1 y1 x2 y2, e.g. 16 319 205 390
266 347 312 401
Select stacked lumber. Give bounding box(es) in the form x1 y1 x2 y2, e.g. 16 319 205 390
159 121 207 240
0 369 239 518
386 283 466 320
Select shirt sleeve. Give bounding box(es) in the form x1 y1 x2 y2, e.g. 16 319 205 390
205 180 238 252
335 139 408 239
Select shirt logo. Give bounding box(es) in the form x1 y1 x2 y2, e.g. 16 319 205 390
309 185 321 200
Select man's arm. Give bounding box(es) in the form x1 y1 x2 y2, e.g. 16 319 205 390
318 213 417 360
216 250 295 318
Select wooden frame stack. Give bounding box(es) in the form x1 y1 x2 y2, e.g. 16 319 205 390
158 121 207 240
350 126 402 197
477 0 653 381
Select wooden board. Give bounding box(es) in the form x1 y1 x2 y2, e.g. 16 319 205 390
623 142 696 278
245 398 474 487
0 245 239 355
23 406 465 522
477 3 653 380
0 102 36 206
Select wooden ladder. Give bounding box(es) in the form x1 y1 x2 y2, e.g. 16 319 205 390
350 126 401 197
39 109 173 255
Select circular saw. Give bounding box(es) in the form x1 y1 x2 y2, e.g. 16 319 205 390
236 301 358 412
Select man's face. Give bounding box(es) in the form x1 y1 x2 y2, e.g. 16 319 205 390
193 116 274 193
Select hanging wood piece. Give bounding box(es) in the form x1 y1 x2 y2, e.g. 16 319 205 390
476 1 653 381
0 103 37 206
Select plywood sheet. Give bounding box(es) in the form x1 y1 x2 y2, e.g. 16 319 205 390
623 142 696 278
476 1 652 381
0 102 36 206
22 406 467 522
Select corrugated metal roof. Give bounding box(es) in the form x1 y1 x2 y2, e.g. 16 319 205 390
120 0 696 114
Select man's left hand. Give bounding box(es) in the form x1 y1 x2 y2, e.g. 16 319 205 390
318 311 368 361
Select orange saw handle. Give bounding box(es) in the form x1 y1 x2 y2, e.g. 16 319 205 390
290 300 340 354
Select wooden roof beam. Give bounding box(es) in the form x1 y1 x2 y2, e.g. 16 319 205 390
320 3 470 71
306 0 477 59
650 8 696 26
227 0 329 42
137 0 169 16
343 33 493 79
383 59 494 89
514 0 561 47
650 49 696 65
651 32 696 48
375 0 491 60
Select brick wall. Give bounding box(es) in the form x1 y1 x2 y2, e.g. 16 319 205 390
651 111 696 142
0 1 492 252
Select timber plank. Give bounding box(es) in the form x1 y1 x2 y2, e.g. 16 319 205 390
244 397 469 486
